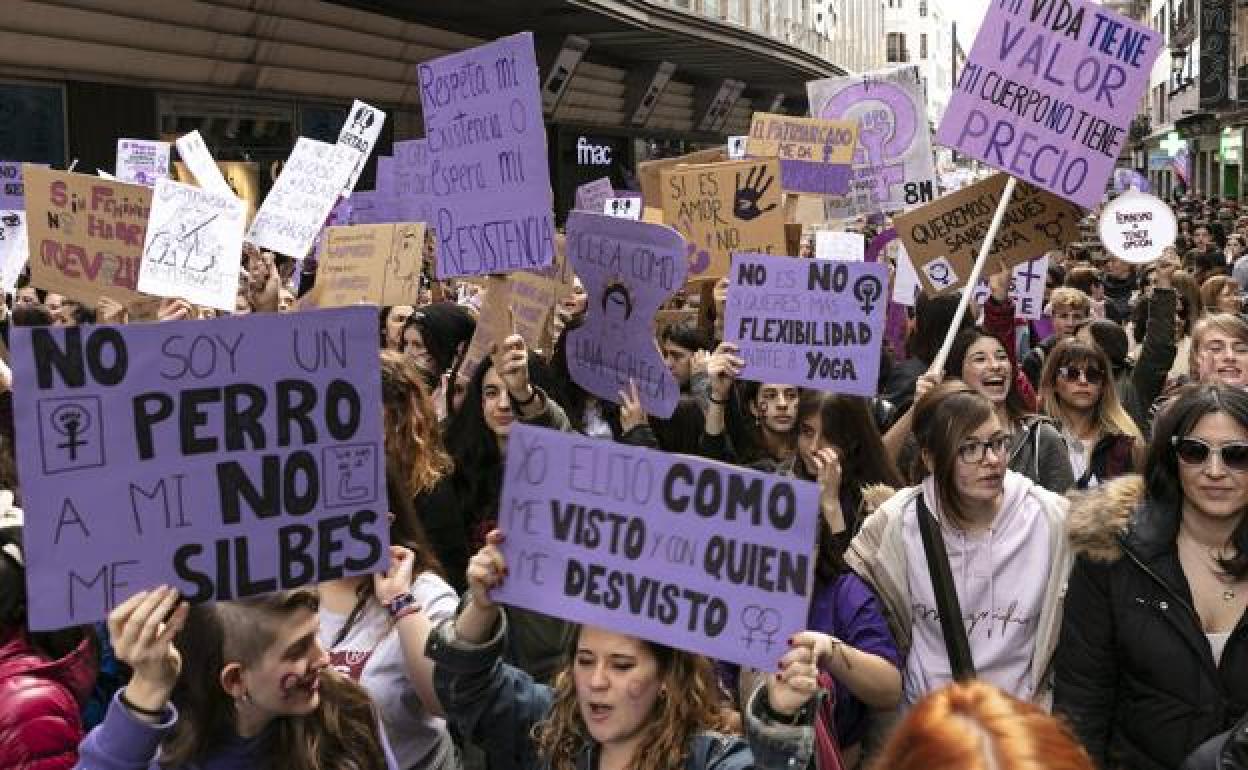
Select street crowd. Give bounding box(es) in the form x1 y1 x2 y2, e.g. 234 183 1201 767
1 189 1247 770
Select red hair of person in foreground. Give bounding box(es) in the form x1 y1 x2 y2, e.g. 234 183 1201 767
869 681 1095 770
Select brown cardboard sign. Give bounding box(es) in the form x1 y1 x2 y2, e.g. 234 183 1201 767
746 112 857 165
24 165 155 307
638 147 726 209
893 173 1083 295
315 223 425 307
659 159 786 281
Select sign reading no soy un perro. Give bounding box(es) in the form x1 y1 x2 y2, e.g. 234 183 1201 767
12 308 388 631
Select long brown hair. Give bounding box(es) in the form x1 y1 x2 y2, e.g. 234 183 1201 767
912 381 997 526
869 681 1095 770
381 350 452 494
534 630 735 770
161 589 387 770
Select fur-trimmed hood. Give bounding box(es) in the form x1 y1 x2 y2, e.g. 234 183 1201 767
1066 474 1146 563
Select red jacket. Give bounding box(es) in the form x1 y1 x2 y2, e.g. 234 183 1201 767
0 625 96 770
981 295 1038 412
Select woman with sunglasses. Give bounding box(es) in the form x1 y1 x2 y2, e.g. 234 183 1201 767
848 382 1072 705
1056 384 1248 770
1038 339 1143 490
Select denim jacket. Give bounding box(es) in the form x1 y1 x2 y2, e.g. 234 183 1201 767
426 612 816 770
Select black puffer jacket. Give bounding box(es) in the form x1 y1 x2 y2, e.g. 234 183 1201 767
1054 476 1248 770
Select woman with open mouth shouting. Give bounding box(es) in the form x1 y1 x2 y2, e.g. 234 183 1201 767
1038 339 1144 490
425 530 824 770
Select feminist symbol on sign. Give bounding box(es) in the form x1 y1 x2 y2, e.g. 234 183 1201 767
1034 212 1067 245
818 79 919 204
51 404 90 461
740 605 782 651
853 274 883 314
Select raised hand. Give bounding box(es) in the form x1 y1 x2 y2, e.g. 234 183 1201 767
707 342 745 402
618 378 648 433
109 586 189 712
734 165 778 222
491 334 532 405
373 545 416 605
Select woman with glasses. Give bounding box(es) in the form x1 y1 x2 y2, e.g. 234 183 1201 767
848 382 1072 705
1038 339 1143 489
1056 384 1248 770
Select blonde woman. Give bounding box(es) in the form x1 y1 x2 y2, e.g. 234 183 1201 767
1038 339 1143 489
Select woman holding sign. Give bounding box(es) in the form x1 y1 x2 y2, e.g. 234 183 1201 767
1055 385 1248 770
848 383 1072 706
425 530 822 770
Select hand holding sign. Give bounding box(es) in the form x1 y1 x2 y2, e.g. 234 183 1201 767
492 333 534 408
618 379 649 433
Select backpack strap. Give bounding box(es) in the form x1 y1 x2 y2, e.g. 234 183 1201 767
916 494 977 681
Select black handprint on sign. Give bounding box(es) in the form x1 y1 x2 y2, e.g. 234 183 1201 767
734 165 778 221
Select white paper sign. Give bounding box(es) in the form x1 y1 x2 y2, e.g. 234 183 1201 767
602 197 641 220
337 100 386 195
115 139 171 187
892 244 922 305
248 138 355 258
0 211 27 294
970 256 1051 320
139 179 247 311
175 131 235 197
1098 191 1176 265
96 170 116 180
728 136 748 159
815 231 865 261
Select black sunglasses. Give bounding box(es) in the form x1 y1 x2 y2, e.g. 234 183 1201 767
1057 365 1105 385
1172 437 1248 472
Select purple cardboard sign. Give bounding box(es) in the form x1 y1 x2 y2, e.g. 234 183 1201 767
373 155 398 223
492 424 819 672
1 161 25 210
935 0 1161 208
575 177 615 213
724 253 888 396
394 139 435 225
419 32 556 278
565 212 686 419
12 308 388 631
349 191 383 225
777 159 853 196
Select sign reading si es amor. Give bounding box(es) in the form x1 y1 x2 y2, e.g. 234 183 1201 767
565 212 687 419
23 166 153 307
935 0 1161 208
746 112 857 196
248 138 355 259
808 65 939 217
138 179 247 312
419 32 556 278
660 159 785 280
1098 190 1176 264
724 254 887 395
12 308 388 631
316 223 426 307
892 173 1082 295
492 425 818 672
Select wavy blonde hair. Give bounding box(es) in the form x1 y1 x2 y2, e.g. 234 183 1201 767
1038 339 1142 440
534 630 736 770
380 351 452 494
868 681 1095 770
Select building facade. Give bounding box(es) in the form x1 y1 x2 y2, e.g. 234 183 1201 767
881 0 951 166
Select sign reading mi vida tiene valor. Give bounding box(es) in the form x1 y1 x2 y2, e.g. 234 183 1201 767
419 32 556 279
492 425 818 671
12 308 389 631
724 254 888 395
935 0 1161 208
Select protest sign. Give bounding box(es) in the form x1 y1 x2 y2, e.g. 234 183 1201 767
892 244 923 305
394 139 434 224
727 136 748 159
603 197 642 220
316 223 425 307
337 100 386 195
138 179 247 311
348 191 383 225
116 140 171 187
565 212 687 419
659 159 786 280
372 155 399 224
0 161 25 209
0 211 27 294
23 166 153 306
12 307 388 630
723 253 887 395
746 112 857 196
969 256 1050 318
807 65 939 217
892 173 1081 295
175 131 235 197
934 0 1161 208
575 177 614 213
814 230 864 261
493 424 818 671
248 138 355 258
638 148 726 211
419 32 556 278
1098 190 1175 264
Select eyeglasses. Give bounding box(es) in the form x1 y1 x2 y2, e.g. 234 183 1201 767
957 435 1009 464
1172 437 1248 472
1057 365 1106 385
